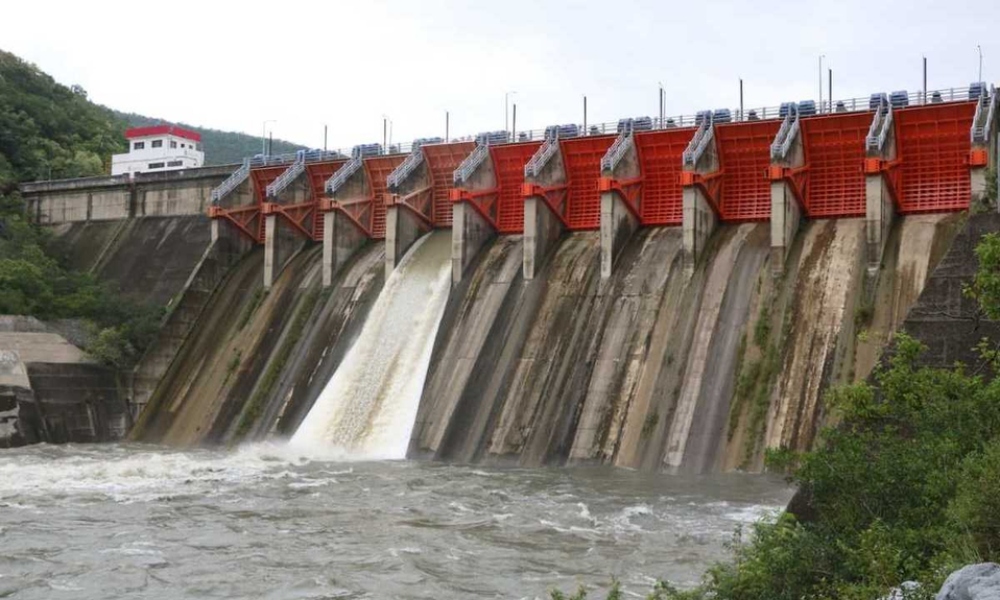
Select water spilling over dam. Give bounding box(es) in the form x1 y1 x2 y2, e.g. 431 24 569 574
293 232 452 458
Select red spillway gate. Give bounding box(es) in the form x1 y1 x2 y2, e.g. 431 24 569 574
363 155 404 239
893 101 977 214
245 165 289 241
798 112 870 218
633 128 696 226
422 142 476 227
450 141 541 234
563 135 616 230
715 120 782 222
305 160 347 240
494 142 542 233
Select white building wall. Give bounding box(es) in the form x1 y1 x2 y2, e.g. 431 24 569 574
111 133 205 176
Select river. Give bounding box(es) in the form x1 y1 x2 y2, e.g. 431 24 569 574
0 443 792 599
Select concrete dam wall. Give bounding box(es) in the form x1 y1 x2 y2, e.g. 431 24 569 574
19 87 991 470
109 209 956 472
409 214 960 471
34 163 953 472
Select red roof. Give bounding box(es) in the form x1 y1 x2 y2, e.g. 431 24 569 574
125 125 202 142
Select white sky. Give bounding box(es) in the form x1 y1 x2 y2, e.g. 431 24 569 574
4 0 997 151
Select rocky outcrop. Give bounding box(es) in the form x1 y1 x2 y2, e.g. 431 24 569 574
936 563 1000 600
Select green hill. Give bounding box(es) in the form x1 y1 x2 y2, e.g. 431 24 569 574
112 111 307 166
0 48 307 190
0 49 125 191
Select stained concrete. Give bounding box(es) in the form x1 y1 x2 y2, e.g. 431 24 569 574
131 241 387 446
452 202 496 283
411 213 959 473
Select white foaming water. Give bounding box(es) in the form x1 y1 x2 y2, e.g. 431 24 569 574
291 231 453 459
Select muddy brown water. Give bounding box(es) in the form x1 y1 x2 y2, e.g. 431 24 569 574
0 443 792 599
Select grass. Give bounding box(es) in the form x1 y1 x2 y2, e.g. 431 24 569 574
236 288 267 332
222 348 242 387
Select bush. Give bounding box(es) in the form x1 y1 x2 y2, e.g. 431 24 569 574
948 436 1000 562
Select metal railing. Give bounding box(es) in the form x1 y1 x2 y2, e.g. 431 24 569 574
232 84 985 184
770 113 801 161
865 98 894 155
265 152 306 198
601 130 634 171
325 156 363 196
524 136 560 178
770 113 794 160
972 86 997 144
453 143 490 184
387 148 424 190
211 157 251 204
682 115 714 167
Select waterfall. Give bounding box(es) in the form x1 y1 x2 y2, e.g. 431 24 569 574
291 231 452 459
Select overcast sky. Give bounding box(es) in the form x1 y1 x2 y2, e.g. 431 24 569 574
4 0 997 151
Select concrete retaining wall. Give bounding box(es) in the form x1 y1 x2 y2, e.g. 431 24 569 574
21 165 235 224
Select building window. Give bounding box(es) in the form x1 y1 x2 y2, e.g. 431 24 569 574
151 139 163 148
170 140 177 149
133 141 145 150
167 160 183 167
148 162 165 169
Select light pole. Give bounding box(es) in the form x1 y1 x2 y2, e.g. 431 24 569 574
382 114 392 153
261 120 276 156
818 55 825 113
658 81 665 128
505 91 517 141
978 45 983 83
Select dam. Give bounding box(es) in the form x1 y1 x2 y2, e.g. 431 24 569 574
13 83 999 474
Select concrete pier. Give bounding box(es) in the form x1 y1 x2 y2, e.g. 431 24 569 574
321 209 367 287
864 111 898 273
385 203 431 278
384 148 439 277
681 125 720 271
322 158 375 287
261 161 313 289
769 118 806 274
523 139 567 280
451 144 499 283
452 201 495 282
599 131 641 279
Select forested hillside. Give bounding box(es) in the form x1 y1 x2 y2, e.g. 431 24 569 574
0 48 306 186
0 50 125 191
